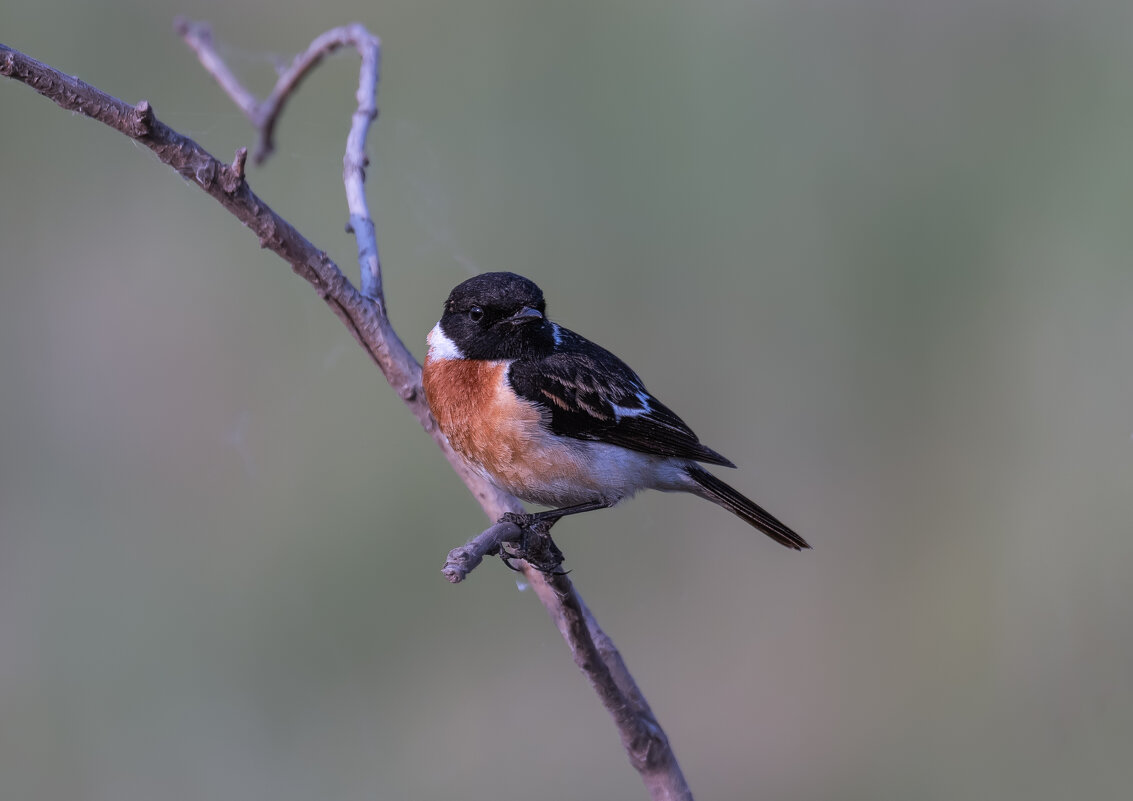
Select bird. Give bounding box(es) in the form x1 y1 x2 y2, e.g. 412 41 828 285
422 272 810 557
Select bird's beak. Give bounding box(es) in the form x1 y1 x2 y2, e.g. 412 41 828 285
509 306 544 324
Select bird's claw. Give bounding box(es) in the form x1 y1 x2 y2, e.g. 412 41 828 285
496 513 567 574
501 511 537 530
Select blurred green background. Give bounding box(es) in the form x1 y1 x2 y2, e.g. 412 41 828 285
2 1 1131 799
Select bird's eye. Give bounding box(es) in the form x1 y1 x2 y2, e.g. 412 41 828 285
468 306 484 323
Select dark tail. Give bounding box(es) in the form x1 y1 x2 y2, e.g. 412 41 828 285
686 465 811 550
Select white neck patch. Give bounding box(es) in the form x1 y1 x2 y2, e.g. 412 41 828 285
427 322 465 360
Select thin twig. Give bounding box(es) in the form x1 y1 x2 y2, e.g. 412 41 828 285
176 19 379 172
174 19 259 120
442 520 521 582
1 34 694 801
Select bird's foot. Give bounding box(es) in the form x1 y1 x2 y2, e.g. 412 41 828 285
497 513 567 575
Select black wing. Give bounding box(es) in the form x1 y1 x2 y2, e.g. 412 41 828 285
507 327 735 467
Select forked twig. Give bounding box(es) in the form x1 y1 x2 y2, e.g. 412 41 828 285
2 29 693 800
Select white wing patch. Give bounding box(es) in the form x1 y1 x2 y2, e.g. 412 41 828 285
611 390 652 421
427 322 465 360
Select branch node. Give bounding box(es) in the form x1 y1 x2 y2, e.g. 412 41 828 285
221 147 247 193
130 99 154 137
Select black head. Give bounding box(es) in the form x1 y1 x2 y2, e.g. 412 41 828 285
437 272 555 360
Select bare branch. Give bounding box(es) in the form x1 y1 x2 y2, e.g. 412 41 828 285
1 33 694 801
535 574 692 799
176 19 380 177
442 520 521 582
173 19 260 120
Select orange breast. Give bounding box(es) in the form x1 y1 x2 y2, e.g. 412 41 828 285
424 356 545 479
423 355 601 506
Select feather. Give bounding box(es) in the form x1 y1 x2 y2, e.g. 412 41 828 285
507 326 734 466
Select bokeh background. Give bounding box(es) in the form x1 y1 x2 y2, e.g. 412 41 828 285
2 1 1131 799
